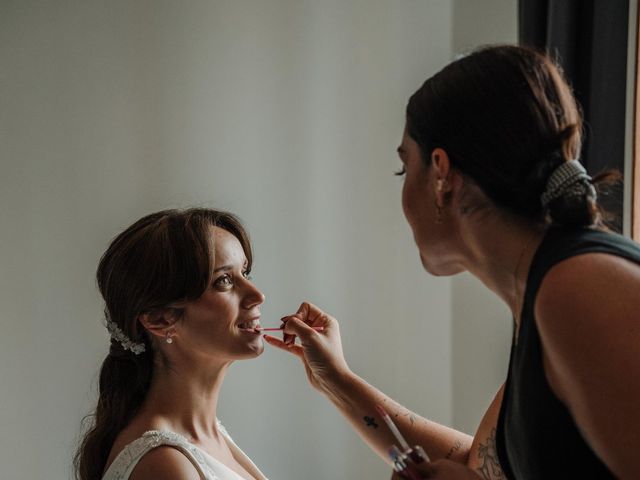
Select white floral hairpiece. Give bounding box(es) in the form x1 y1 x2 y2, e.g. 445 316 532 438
105 313 146 355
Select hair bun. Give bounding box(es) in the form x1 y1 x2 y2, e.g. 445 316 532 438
542 160 599 227
541 160 593 208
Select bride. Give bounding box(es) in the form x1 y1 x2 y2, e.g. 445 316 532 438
75 208 269 480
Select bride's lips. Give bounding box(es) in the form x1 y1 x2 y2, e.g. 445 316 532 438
237 317 261 334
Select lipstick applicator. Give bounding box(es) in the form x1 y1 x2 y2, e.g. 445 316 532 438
255 326 324 332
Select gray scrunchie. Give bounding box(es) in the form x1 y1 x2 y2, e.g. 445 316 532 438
540 159 596 209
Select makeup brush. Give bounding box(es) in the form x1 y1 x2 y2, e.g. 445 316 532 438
254 326 324 332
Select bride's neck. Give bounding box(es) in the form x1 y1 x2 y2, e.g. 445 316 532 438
141 359 231 441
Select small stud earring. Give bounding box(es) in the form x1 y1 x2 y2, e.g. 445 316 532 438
436 179 445 192
165 331 174 344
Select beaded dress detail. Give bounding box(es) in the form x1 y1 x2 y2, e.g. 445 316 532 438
102 420 267 480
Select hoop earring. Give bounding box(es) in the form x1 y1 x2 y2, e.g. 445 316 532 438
435 201 444 224
165 330 174 344
435 178 446 224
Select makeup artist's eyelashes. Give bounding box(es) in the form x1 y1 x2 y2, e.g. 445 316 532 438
394 166 406 176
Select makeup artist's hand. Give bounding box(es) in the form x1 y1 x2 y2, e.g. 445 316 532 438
263 302 352 393
390 459 483 480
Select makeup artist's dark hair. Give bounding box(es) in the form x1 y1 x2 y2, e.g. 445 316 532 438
406 44 619 228
74 208 252 480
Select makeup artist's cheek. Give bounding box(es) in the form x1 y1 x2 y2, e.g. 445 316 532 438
401 186 414 225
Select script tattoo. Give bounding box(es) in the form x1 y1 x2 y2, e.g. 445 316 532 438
397 411 416 426
476 428 504 479
445 439 462 459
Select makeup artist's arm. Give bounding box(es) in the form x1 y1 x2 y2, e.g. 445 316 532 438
534 254 640 479
264 302 476 467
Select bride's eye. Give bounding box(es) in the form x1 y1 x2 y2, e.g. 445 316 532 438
242 270 252 281
395 166 406 176
214 274 233 288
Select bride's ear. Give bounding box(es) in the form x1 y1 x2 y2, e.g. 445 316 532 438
138 309 179 341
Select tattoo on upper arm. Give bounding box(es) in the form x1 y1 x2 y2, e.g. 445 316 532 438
476 428 504 480
445 440 462 459
363 416 379 428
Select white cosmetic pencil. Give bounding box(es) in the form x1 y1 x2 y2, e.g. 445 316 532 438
375 404 411 452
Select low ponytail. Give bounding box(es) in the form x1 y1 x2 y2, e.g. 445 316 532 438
75 346 153 479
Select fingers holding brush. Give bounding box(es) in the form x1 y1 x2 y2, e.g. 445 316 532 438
264 301 352 392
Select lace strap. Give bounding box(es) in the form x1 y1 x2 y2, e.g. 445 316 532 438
216 419 232 440
102 430 219 480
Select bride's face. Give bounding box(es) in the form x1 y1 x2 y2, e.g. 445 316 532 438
177 226 265 360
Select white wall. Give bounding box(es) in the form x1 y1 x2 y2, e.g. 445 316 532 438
0 1 456 479
450 0 518 434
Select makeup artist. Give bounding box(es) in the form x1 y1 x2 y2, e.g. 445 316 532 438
265 45 640 479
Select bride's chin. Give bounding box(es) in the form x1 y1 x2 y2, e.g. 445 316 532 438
243 340 265 357
252 343 265 356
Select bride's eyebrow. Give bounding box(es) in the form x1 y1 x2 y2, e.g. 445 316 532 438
213 260 249 273
213 265 232 273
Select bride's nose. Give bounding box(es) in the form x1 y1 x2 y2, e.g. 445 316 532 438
242 281 265 309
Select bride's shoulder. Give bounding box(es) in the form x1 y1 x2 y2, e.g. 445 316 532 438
104 422 157 470
128 446 201 480
103 418 179 475
103 429 205 480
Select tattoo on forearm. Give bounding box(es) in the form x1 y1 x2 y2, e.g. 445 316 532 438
476 428 504 479
397 411 416 426
445 440 462 459
364 416 379 429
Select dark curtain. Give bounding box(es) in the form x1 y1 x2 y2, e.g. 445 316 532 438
519 0 629 232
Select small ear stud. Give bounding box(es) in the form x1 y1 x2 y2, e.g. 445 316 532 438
165 331 174 344
436 179 445 192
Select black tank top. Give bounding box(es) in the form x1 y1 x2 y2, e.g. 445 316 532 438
495 226 640 479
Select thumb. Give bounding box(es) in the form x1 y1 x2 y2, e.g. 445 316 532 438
282 316 318 344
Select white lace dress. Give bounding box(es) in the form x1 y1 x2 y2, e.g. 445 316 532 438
102 420 268 480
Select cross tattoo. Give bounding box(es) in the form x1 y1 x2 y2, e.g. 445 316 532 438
364 416 379 429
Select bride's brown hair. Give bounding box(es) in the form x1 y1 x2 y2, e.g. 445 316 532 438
74 208 252 480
